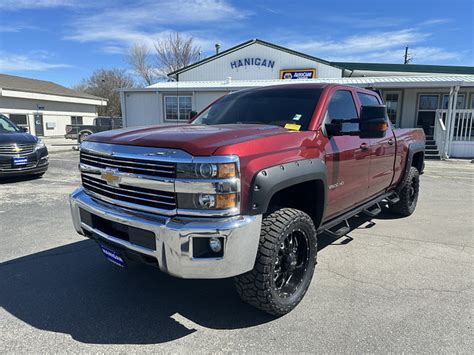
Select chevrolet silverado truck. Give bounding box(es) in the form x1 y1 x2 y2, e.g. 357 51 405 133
70 84 425 315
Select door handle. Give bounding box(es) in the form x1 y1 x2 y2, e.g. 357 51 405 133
359 143 369 151
387 138 395 146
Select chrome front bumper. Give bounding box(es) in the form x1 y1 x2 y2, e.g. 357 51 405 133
70 188 262 279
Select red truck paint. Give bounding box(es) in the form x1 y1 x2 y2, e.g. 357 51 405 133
89 83 424 222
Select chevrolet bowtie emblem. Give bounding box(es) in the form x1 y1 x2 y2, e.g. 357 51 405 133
101 168 121 187
13 145 22 153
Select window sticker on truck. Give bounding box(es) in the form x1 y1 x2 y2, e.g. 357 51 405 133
292 114 302 121
284 123 301 131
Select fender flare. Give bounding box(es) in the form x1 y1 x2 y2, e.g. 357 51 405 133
248 158 327 216
402 141 425 181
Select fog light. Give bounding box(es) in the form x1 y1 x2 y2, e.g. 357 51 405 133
209 237 222 253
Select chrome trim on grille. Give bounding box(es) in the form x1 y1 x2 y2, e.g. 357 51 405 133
79 141 241 217
0 143 36 156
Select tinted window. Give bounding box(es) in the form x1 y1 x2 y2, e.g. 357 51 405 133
327 90 358 132
192 87 323 130
358 93 380 106
71 116 83 125
0 115 20 133
9 114 28 125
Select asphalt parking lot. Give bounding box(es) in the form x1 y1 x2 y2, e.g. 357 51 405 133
1 150 473 353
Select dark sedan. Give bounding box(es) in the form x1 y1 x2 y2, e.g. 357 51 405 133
0 114 49 178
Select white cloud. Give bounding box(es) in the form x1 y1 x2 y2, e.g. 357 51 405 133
289 29 429 55
0 0 78 10
0 51 72 71
64 0 250 53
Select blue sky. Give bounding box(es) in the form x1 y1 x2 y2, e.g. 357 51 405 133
0 0 473 87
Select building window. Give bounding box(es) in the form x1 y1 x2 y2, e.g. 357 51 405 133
384 92 401 126
9 114 28 127
417 94 440 134
71 116 83 125
164 96 192 121
442 94 465 110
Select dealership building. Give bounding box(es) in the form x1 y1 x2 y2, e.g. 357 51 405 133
120 39 474 158
0 74 106 137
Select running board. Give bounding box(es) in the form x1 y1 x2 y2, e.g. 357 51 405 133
363 203 382 217
318 191 393 233
324 220 350 238
385 192 400 204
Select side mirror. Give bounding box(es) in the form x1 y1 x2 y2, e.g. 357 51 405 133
359 105 388 139
20 127 28 132
190 111 198 119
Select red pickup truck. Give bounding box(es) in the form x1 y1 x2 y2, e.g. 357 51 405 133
70 84 425 315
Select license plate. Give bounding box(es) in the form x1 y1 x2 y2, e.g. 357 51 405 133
99 244 126 268
13 157 28 166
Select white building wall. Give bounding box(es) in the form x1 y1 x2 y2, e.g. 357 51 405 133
0 96 98 136
179 43 342 81
122 91 161 127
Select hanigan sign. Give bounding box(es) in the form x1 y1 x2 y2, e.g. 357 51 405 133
279 69 316 80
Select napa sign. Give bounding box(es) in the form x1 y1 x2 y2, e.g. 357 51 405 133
230 58 275 69
280 69 316 79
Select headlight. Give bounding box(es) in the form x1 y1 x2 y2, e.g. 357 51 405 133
177 193 238 210
176 162 237 179
35 139 46 151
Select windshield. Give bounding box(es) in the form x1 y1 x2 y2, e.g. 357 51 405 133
0 115 20 133
192 87 323 130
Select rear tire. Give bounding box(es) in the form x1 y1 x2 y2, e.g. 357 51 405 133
234 208 317 316
389 166 420 216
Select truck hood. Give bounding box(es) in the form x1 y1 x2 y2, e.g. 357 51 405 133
87 124 292 155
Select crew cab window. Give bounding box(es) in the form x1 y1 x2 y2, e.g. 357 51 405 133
357 93 380 106
192 88 323 130
326 90 358 132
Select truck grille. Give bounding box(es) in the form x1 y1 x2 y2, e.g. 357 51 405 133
0 143 36 156
80 151 176 178
81 174 176 210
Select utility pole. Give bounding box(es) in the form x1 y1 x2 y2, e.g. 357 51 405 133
403 46 412 64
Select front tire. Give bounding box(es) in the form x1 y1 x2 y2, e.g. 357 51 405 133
389 166 420 216
234 208 317 316
78 132 91 144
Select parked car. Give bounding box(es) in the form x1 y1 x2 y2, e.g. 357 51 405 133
65 116 122 143
69 84 425 315
0 114 48 178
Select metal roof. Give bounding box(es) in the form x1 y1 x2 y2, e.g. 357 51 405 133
0 73 104 100
331 62 474 75
135 75 474 92
167 39 336 77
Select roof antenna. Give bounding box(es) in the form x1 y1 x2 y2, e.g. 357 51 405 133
215 43 221 54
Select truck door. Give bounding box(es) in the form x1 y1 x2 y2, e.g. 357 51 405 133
356 92 396 198
323 89 371 219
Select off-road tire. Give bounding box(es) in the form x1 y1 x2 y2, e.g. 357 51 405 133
389 166 420 216
234 208 318 316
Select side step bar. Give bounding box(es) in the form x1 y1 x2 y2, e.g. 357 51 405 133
325 220 350 238
385 192 400 204
318 191 395 234
363 203 382 217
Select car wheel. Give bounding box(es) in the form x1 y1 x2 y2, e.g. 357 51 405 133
234 208 317 316
389 166 420 217
78 132 91 143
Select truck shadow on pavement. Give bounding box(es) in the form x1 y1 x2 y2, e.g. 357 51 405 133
0 240 275 345
1 212 386 345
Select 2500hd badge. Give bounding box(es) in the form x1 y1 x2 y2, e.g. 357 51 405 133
70 84 425 315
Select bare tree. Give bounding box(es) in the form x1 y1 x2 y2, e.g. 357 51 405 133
73 68 135 116
126 44 156 86
154 32 201 78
